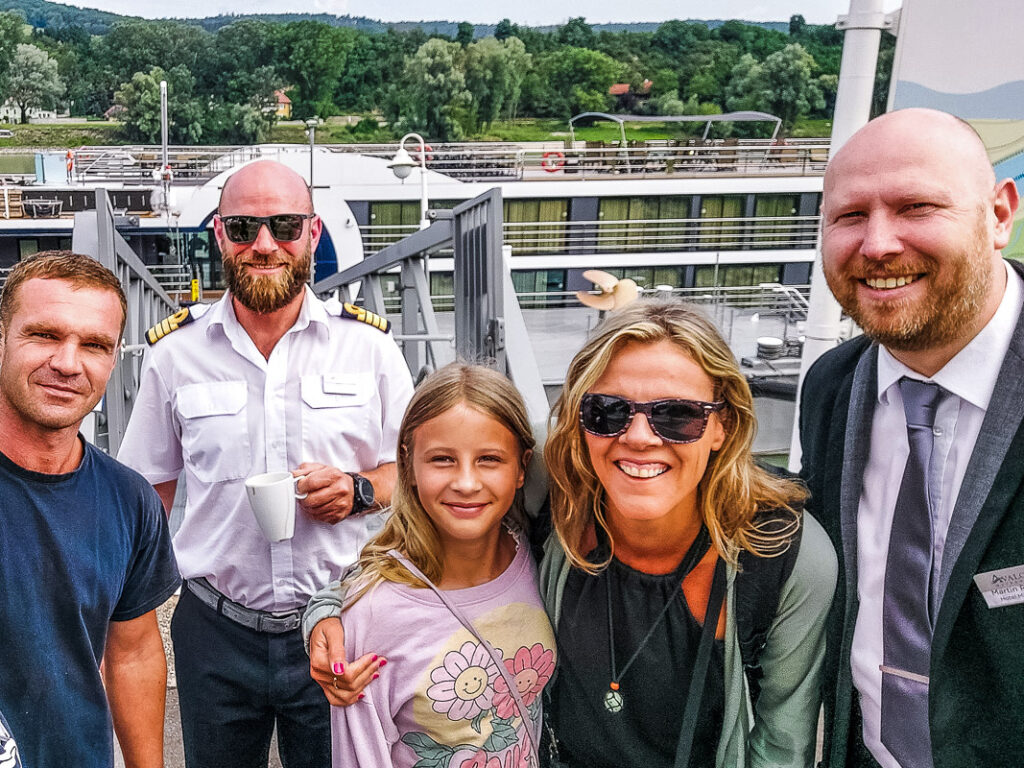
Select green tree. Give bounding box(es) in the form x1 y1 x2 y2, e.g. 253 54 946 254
100 20 211 85
651 20 709 59
724 44 825 130
275 21 357 118
0 10 25 92
204 101 271 144
556 17 595 49
6 44 65 123
523 46 623 118
386 38 471 141
115 65 204 144
455 21 474 47
209 20 281 102
494 19 515 42
464 36 531 130
679 40 739 104
789 14 807 37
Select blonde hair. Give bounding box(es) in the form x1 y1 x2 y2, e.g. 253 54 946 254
344 363 535 606
545 298 805 573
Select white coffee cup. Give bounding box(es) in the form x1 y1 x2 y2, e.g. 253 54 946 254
244 471 308 542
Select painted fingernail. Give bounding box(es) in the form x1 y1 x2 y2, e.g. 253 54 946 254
372 673 379 680
371 655 378 662
378 659 387 668
358 693 365 700
333 663 344 675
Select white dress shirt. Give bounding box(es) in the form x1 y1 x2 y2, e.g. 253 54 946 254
119 288 414 611
853 261 1024 767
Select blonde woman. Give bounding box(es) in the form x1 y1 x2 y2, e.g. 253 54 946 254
539 299 835 768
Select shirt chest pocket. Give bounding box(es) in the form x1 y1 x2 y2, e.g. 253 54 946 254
300 374 378 460
175 380 252 482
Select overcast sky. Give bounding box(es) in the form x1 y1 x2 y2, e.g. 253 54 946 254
67 0 901 26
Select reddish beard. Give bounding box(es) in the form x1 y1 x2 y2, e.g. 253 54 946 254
823 216 992 352
223 249 311 314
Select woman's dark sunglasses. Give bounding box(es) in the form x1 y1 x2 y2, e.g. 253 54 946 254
220 214 314 244
579 393 725 444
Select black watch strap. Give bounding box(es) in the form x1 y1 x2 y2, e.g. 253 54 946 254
347 472 375 516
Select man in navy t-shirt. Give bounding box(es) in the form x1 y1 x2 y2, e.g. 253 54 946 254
0 252 180 768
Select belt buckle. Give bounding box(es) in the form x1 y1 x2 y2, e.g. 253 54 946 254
260 609 299 633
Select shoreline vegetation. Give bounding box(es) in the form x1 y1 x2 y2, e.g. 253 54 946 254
0 117 835 150
0 3 882 147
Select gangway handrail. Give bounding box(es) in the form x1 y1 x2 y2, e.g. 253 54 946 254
72 189 178 455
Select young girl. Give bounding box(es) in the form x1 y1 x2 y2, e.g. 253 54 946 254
329 363 555 768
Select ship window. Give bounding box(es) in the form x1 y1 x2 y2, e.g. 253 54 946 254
697 196 745 249
18 239 38 259
753 195 801 247
512 269 567 307
694 264 781 288
598 196 693 251
591 267 684 290
503 199 568 255
430 272 455 311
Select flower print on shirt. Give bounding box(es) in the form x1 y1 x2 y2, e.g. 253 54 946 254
492 644 555 720
426 640 500 721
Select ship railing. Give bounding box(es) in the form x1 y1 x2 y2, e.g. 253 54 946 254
66 139 829 184
70 189 178 455
359 215 821 258
73 145 264 183
516 141 829 179
147 263 194 293
332 139 830 180
390 283 811 316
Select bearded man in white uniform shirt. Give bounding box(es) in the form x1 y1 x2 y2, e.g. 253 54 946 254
119 160 413 768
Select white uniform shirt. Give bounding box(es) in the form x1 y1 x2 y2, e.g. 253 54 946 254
853 262 1024 767
119 288 414 611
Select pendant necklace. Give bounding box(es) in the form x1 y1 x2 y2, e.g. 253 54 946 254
604 525 710 714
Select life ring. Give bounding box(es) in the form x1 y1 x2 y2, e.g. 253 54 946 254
411 144 433 165
65 150 74 172
542 151 565 172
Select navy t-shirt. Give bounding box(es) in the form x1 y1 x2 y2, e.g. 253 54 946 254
0 440 180 768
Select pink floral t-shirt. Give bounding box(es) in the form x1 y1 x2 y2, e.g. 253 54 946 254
332 534 556 768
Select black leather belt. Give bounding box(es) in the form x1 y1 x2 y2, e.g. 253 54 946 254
185 577 302 634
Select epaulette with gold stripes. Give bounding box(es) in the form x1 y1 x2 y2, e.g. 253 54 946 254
145 305 205 345
340 302 390 333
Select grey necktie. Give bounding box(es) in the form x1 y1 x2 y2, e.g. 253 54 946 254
880 377 943 768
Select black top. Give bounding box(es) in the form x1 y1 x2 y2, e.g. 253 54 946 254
550 530 725 768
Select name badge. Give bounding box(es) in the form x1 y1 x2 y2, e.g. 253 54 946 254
973 564 1024 608
322 374 360 396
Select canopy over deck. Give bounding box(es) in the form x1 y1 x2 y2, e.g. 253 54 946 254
567 111 783 143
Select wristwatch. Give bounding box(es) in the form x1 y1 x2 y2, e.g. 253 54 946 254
347 472 376 516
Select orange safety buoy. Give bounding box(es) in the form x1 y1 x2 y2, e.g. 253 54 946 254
65 150 74 173
541 150 565 172
411 144 434 165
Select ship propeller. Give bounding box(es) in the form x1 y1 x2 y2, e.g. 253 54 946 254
576 269 640 311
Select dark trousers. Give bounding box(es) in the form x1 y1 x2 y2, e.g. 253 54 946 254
171 587 331 768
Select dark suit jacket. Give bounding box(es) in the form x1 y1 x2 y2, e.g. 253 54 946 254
799 259 1024 768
